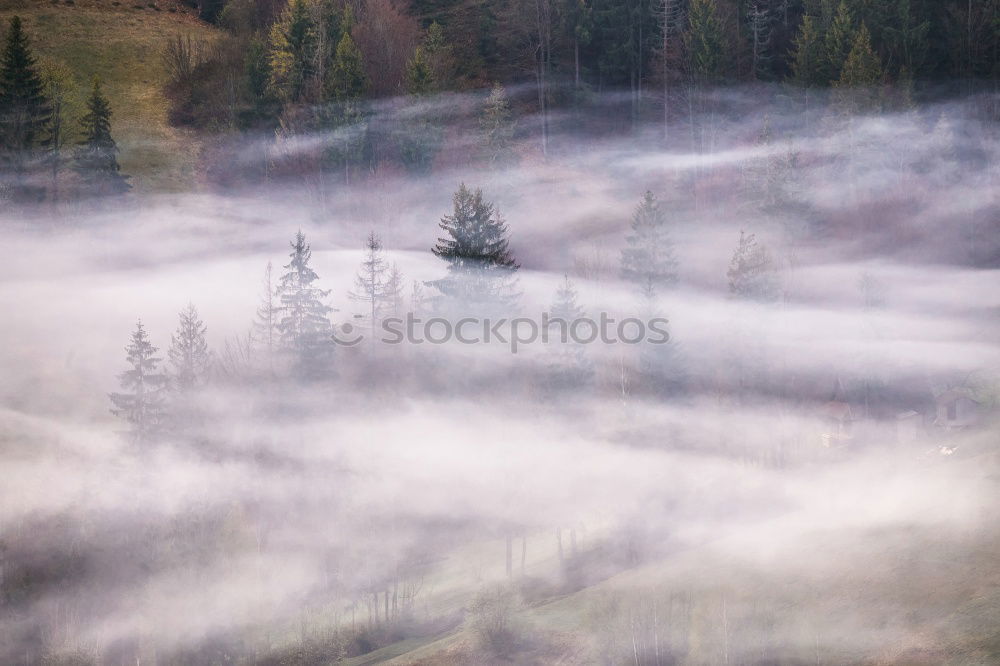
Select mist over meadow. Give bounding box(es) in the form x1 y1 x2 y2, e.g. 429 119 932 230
1 84 998 665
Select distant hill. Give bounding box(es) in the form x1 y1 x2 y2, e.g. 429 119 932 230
0 0 218 193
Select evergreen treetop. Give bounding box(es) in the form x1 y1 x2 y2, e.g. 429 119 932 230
824 1 855 83
168 303 211 393
278 230 334 376
74 78 130 196
0 16 52 167
109 320 168 441
620 191 678 300
327 31 367 101
430 184 518 308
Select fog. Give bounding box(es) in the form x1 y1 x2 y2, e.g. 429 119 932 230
1 87 999 664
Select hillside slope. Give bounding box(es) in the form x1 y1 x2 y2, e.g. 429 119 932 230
0 0 217 193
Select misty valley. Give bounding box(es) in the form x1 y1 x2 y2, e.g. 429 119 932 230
1 0 999 664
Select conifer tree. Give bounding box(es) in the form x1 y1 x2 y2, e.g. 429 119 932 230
421 21 456 88
883 0 929 76
323 30 368 182
824 1 855 83
0 16 51 179
168 303 211 393
545 276 593 391
253 261 280 374
430 184 519 311
726 230 779 301
685 0 725 85
268 0 318 102
399 40 442 175
349 231 391 340
278 230 334 377
405 46 434 96
74 78 130 196
327 31 367 101
791 14 826 87
835 23 884 112
110 320 168 442
620 191 678 300
479 82 515 166
747 1 774 81
384 263 406 320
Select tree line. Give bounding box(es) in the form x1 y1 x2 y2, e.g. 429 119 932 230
168 0 999 162
0 17 129 203
110 180 778 441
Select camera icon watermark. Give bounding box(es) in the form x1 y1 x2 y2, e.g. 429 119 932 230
333 312 669 354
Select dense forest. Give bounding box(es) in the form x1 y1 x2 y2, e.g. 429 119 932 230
2 0 1000 200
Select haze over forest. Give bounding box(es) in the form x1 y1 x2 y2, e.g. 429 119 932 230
0 0 999 664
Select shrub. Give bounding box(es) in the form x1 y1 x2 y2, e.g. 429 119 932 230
465 583 528 658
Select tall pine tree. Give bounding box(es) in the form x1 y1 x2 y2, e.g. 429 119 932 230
278 230 334 377
253 261 280 375
727 230 779 301
0 16 51 185
168 303 211 393
349 231 391 341
685 0 726 85
835 23 884 112
268 0 318 103
110 320 168 442
620 191 678 300
74 78 130 197
430 184 519 312
791 14 826 87
479 82 516 166
545 276 593 392
824 1 855 83
399 37 442 175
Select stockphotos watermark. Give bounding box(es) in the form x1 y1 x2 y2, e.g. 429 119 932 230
331 313 670 353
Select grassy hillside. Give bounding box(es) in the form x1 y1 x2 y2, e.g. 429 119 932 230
0 0 217 192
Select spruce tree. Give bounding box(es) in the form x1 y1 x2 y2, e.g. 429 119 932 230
0 16 51 179
268 0 318 102
747 1 774 81
74 78 130 196
383 263 406 320
253 261 280 374
349 231 390 340
685 0 725 84
110 320 168 442
278 230 334 377
168 303 211 393
323 31 368 182
430 184 519 311
883 0 929 76
479 82 515 166
405 46 434 96
835 23 884 112
326 31 367 101
824 1 855 83
791 14 826 87
399 41 442 175
726 230 779 301
620 191 678 300
545 276 593 392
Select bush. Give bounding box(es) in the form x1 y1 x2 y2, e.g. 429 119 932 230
465 583 528 658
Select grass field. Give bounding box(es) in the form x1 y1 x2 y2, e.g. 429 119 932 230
0 0 217 193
